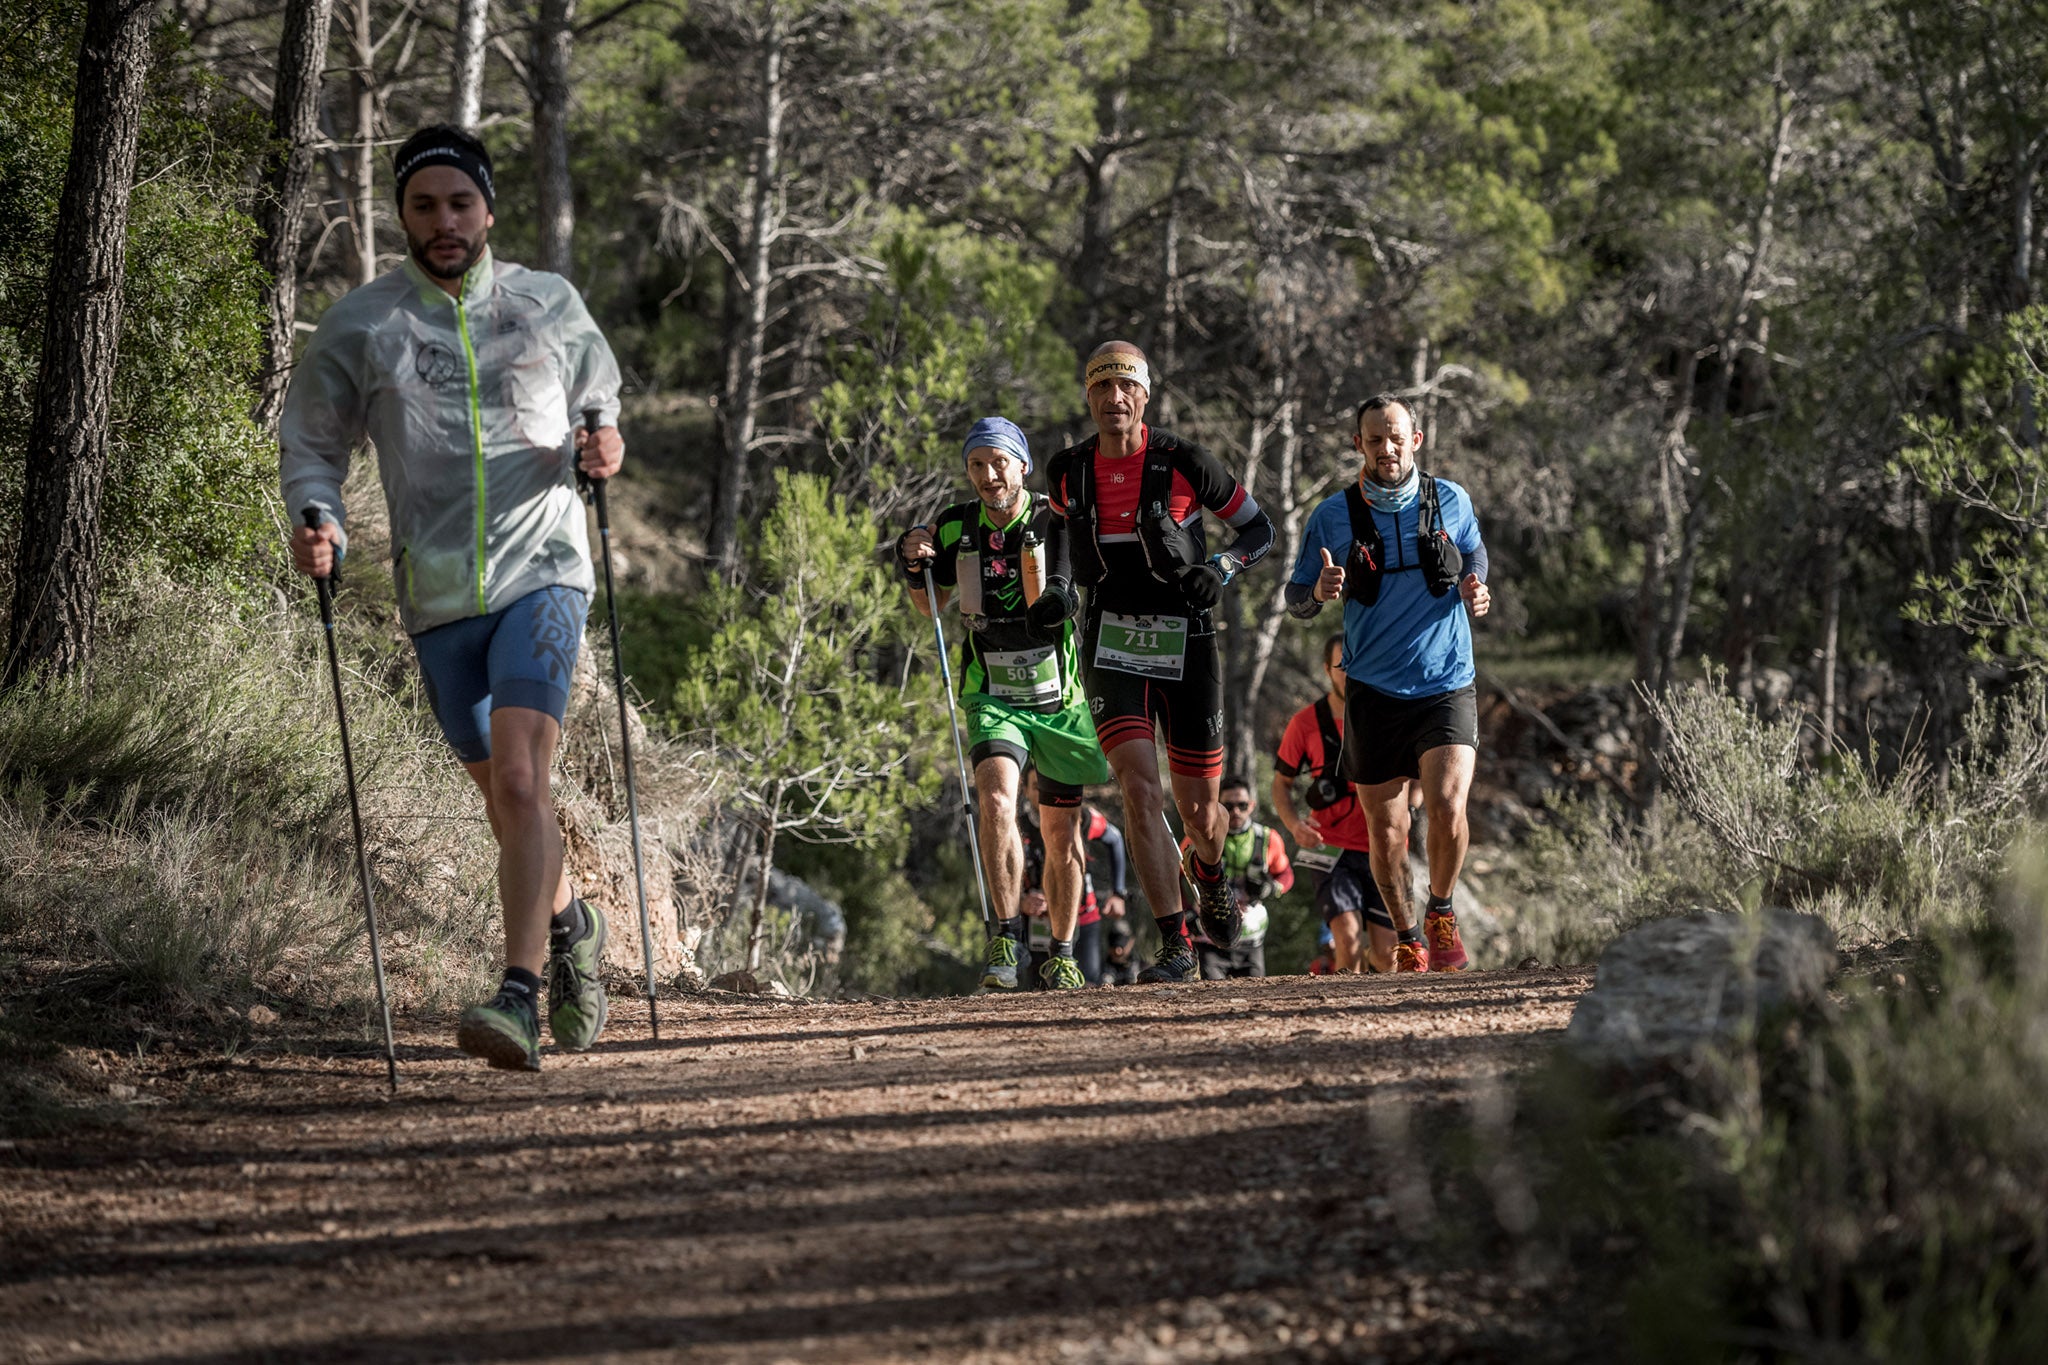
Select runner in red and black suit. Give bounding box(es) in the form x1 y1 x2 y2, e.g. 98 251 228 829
1271 633 1402 973
1034 341 1274 983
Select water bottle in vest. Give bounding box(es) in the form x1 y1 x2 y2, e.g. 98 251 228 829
1020 530 1044 606
956 547 984 619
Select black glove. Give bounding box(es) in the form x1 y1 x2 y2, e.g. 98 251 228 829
895 528 934 585
1026 577 1078 638
1178 561 1226 611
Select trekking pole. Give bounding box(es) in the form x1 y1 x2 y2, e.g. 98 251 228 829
301 508 399 1092
581 410 662 1041
920 561 998 928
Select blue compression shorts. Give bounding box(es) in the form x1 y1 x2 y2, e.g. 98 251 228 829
410 585 588 763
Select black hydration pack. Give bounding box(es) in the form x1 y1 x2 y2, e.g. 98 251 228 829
1304 696 1349 811
1067 432 1203 587
1342 474 1462 607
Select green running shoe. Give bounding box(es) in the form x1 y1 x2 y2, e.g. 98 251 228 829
456 984 542 1071
1039 955 1086 990
546 901 610 1051
981 933 1021 990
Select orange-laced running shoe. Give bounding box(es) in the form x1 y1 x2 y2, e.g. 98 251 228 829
1424 908 1470 972
1392 938 1430 973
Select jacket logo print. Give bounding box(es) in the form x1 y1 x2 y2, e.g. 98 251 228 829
415 341 461 387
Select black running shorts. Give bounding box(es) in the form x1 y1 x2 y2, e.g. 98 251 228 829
1309 847 1394 930
1342 681 1478 786
1080 614 1224 779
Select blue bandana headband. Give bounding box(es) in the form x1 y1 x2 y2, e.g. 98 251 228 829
962 416 1032 475
1358 463 1421 514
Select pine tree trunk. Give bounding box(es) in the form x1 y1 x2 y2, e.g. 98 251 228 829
350 0 377 288
250 0 337 432
532 0 576 276
452 0 488 129
710 4 783 583
4 0 154 689
747 811 778 972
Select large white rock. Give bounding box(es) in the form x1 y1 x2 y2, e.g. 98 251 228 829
1564 909 1837 1068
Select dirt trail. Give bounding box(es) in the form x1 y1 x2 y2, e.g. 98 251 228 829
1 971 1593 1364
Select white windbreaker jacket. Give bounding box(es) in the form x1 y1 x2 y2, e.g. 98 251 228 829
279 249 622 635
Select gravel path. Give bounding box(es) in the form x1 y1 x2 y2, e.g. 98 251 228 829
1 969 1594 1364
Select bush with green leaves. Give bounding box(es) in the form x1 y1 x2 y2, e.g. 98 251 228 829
0 13 274 594
1502 673 2048 964
1895 305 2048 666
1531 843 2048 1362
674 470 942 975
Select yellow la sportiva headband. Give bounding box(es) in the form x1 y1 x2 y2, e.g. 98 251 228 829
1084 352 1151 393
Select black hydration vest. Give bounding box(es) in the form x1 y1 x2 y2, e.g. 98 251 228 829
1063 433 1204 588
1342 474 1462 607
1304 696 1349 811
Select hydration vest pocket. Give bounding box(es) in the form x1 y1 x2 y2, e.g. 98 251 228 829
1419 528 1462 597
1343 537 1384 608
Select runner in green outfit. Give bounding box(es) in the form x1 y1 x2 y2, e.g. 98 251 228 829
898 417 1109 991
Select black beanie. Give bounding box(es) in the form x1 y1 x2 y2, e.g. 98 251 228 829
393 125 495 210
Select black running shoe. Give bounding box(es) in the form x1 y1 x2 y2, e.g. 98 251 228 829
1185 846 1242 948
1137 935 1200 983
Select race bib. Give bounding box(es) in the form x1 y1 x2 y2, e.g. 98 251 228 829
1095 612 1188 680
982 646 1060 705
1292 847 1339 874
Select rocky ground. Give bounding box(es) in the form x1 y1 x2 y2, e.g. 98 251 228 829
0 969 1601 1364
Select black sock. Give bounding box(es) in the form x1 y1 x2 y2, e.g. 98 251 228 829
1156 912 1191 948
996 915 1026 942
550 898 586 939
1191 854 1223 883
1051 938 1075 959
1426 894 1453 916
501 967 541 1014
1397 925 1423 946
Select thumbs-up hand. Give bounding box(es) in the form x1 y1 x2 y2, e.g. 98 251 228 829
1314 546 1346 602
1460 572 1490 618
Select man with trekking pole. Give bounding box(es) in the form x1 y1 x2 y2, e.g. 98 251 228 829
1285 395 1489 972
1039 342 1276 983
281 125 631 1070
897 418 1111 991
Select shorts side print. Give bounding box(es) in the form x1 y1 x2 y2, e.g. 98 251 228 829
1341 681 1478 787
1081 623 1223 779
1313 847 1393 931
411 584 589 763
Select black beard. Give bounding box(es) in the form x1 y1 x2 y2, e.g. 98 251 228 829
408 231 487 282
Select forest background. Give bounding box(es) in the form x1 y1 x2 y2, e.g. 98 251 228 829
5 0 2048 997
10 2 2048 1353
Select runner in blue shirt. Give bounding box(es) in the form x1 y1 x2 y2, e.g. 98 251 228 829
1284 395 1491 972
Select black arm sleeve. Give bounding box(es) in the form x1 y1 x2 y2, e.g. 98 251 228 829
1040 502 1073 584
1094 821 1128 896
1285 579 1322 619
1182 441 1275 569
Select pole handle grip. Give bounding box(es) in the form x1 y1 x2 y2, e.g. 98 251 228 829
578 408 603 498
301 507 339 590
